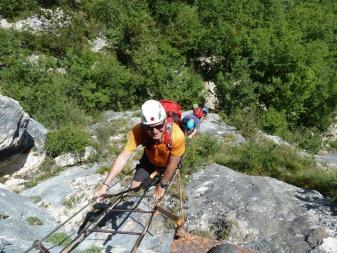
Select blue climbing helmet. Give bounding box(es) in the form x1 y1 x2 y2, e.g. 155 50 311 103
186 118 195 130
202 106 209 116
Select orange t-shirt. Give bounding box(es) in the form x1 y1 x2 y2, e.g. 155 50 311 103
123 123 185 167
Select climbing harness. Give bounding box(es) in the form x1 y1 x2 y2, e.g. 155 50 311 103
24 168 184 253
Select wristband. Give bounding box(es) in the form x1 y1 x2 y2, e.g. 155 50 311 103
103 182 110 188
159 181 169 190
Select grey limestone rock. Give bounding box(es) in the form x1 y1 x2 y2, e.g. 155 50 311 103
21 162 173 252
0 95 47 176
186 164 337 253
0 95 32 157
0 188 57 253
182 112 246 145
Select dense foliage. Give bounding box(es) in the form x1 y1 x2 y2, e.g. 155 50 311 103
0 0 336 155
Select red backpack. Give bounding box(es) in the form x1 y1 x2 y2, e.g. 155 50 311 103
160 99 182 128
193 107 204 119
142 99 182 150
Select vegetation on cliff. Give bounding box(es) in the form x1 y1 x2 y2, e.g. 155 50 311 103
0 0 336 156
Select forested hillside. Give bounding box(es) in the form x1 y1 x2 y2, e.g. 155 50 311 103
0 0 336 156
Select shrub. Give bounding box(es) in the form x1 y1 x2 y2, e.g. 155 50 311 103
26 216 43 226
47 232 71 247
0 0 38 19
65 50 138 111
1 56 87 129
45 124 91 157
182 135 221 177
262 107 288 136
82 246 102 253
63 193 83 209
24 180 38 189
15 9 97 58
285 127 323 154
131 40 204 107
329 139 337 150
210 218 231 240
215 140 315 177
215 59 258 115
226 105 262 138
163 2 204 56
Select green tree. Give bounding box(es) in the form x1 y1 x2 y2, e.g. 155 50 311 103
132 40 204 107
0 0 38 19
156 2 204 57
65 50 137 111
1 55 86 129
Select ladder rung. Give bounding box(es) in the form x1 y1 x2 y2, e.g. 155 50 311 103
109 208 154 214
124 194 153 198
92 229 142 235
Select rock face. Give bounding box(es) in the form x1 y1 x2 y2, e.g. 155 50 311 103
204 81 218 111
0 95 47 177
54 146 97 167
21 163 104 229
199 113 246 145
0 8 70 33
185 164 337 253
0 188 58 253
21 162 174 253
0 96 32 158
315 152 337 170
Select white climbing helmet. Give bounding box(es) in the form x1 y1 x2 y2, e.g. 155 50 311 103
141 99 167 125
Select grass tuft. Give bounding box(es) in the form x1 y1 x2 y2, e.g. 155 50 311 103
47 233 72 247
26 216 43 226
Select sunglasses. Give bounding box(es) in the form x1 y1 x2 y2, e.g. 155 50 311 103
144 122 166 131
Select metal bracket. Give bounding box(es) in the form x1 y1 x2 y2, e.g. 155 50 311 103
156 205 184 228
33 240 50 253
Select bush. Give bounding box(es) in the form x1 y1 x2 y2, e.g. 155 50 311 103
45 124 91 157
262 107 288 136
1 55 87 129
26 216 43 226
163 2 204 56
215 59 258 115
0 0 38 19
183 135 221 177
47 232 71 247
131 40 205 107
82 246 102 253
65 50 138 111
215 140 315 177
330 139 337 150
285 127 323 154
226 105 263 138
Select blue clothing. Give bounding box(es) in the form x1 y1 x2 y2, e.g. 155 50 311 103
182 113 201 130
